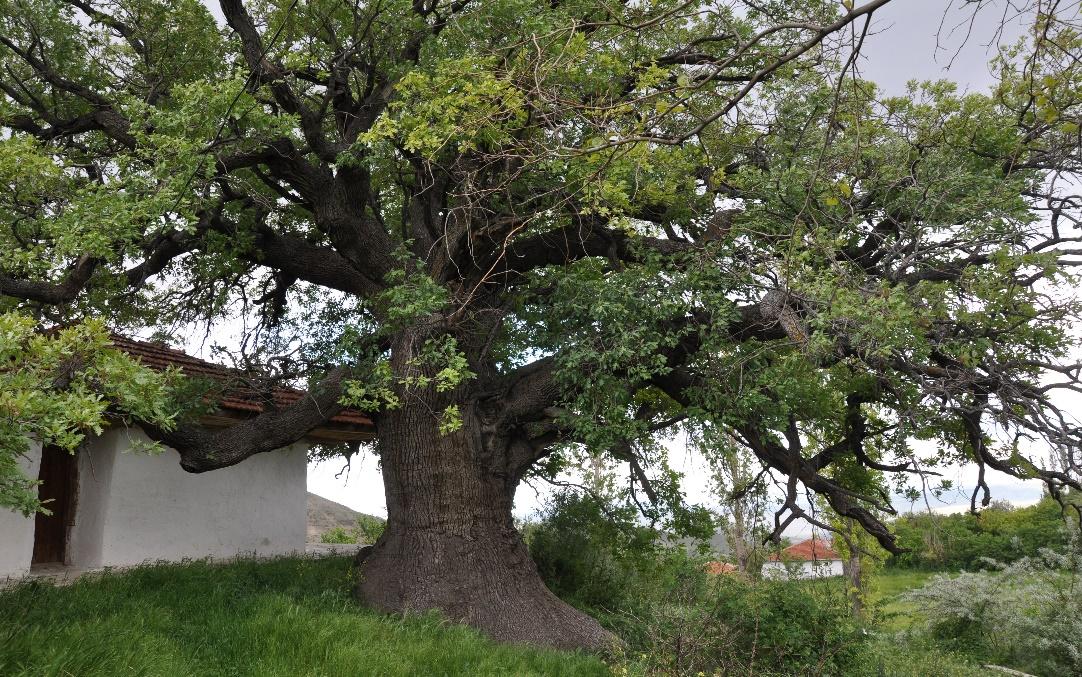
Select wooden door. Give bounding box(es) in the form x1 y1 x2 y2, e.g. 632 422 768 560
32 446 78 566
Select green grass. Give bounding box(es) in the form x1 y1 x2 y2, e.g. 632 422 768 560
0 556 609 677
857 636 992 677
768 569 936 632
793 570 989 675
869 569 935 631
857 570 990 676
0 559 1001 677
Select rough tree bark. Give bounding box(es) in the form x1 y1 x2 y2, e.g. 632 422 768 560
845 552 863 619
840 519 865 619
355 397 615 650
727 509 753 575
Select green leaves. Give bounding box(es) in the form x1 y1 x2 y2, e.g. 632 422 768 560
360 56 527 157
0 314 179 514
342 361 400 413
340 335 475 432
378 263 450 329
0 0 1078 551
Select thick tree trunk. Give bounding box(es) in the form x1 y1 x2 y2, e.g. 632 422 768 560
354 401 616 650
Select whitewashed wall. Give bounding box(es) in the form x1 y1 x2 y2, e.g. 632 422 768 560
761 559 844 580
2 429 308 579
0 442 42 579
69 428 308 568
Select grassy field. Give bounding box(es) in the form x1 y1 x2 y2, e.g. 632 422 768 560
0 557 1001 677
801 568 935 631
0 556 608 677
868 569 935 631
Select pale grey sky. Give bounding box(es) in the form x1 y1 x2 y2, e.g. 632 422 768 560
858 0 1029 95
184 1 1049 525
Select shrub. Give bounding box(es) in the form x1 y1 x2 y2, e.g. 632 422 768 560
608 575 868 676
901 536 1082 676
528 491 870 675
319 527 357 544
526 491 708 613
355 514 386 543
318 515 385 545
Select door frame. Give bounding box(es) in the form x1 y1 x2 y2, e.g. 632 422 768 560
31 445 79 567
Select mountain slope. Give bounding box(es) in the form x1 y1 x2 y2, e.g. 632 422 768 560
306 492 382 543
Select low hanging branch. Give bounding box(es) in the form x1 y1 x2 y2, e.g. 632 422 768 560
142 366 351 473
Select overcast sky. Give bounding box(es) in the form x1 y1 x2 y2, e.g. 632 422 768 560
188 1 1048 528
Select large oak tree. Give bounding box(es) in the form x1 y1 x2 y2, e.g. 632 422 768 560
1 0 1081 649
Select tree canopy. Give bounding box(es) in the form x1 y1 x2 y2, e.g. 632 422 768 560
1 0 1080 648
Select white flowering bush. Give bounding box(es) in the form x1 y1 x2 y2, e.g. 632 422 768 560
902 532 1082 676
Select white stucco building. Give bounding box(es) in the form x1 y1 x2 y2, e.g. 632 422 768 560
0 337 372 580
761 537 845 580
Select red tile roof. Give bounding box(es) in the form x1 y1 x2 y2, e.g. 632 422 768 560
111 335 374 430
769 537 841 562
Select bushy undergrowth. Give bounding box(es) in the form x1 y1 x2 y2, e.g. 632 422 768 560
852 636 988 677
609 575 869 676
0 556 607 677
525 491 705 614
527 492 872 675
8 492 1070 677
901 538 1082 676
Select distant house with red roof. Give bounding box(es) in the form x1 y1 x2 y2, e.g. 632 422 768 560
0 336 374 580
761 537 844 579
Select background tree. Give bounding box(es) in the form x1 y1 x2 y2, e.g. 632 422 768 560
889 493 1080 570
825 506 887 619
704 432 770 576
1 0 1081 649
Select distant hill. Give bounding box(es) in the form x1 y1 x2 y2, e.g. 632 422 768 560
666 530 731 556
306 492 383 543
